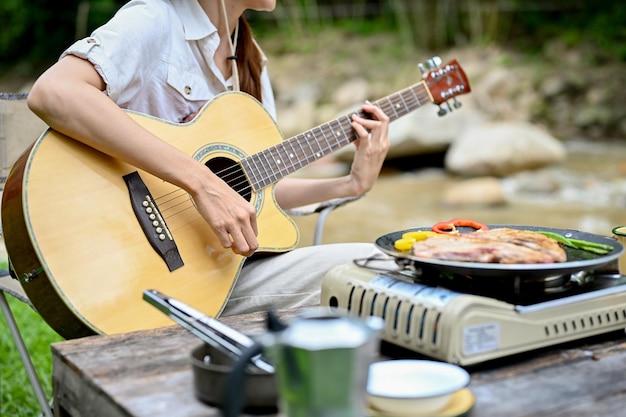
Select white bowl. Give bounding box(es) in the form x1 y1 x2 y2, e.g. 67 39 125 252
366 360 470 416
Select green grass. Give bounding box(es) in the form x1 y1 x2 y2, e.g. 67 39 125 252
1 294 63 417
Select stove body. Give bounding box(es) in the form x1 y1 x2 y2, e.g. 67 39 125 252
320 263 626 366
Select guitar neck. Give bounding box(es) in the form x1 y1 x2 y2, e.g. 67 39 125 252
241 80 431 191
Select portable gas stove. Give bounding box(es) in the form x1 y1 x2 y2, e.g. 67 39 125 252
319 225 626 366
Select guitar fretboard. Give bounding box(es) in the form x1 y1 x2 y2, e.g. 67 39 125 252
241 80 431 191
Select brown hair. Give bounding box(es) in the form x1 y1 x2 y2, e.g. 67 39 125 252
234 16 263 102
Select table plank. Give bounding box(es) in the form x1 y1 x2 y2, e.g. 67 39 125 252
468 337 626 416
53 325 207 417
52 310 626 417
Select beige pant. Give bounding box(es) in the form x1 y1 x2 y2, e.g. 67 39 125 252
222 243 381 316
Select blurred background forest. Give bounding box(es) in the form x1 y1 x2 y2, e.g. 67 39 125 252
2 0 626 140
2 0 625 73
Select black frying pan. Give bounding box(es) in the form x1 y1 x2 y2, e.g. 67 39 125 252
375 225 623 278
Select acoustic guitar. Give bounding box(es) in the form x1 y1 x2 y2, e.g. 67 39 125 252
1 58 470 339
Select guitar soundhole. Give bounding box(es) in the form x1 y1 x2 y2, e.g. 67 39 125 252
205 157 252 202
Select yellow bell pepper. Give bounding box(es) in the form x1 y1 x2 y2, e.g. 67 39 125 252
394 231 437 252
402 231 437 241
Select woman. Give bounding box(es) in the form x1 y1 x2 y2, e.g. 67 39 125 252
27 0 390 316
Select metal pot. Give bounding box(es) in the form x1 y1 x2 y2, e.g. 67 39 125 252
190 342 278 411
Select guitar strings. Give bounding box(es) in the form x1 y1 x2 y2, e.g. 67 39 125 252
154 121 358 215
153 86 432 226
189 82 431 195
209 85 431 193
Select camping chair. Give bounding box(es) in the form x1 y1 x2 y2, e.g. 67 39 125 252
286 196 361 245
0 272 55 417
1 92 56 416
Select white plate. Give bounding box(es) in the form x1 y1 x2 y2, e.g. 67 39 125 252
368 360 470 399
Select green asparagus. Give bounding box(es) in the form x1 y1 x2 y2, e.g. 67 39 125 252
536 231 614 255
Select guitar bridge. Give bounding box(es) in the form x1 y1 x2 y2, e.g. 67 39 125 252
123 171 184 271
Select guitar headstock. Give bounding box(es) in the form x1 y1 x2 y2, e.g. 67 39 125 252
419 57 471 116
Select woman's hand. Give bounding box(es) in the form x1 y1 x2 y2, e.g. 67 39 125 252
348 101 391 195
188 169 260 257
272 102 390 210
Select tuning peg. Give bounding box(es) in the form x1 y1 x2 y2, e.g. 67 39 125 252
417 56 443 75
437 99 459 117
428 56 443 68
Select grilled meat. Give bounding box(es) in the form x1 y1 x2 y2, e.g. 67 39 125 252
411 228 566 264
470 227 567 263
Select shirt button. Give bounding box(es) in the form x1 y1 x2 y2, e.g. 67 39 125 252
184 86 192 95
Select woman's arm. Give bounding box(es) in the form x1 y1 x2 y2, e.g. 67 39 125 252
27 55 260 256
274 102 390 210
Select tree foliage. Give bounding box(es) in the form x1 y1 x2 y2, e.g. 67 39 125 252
0 0 125 69
2 0 626 72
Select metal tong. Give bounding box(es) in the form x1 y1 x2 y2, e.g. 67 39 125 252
143 289 274 373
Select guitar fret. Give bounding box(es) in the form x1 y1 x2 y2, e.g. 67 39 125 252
240 158 259 191
383 96 396 119
306 130 325 159
388 94 406 118
318 127 331 154
409 85 424 110
251 153 269 190
278 141 299 173
296 132 315 162
327 120 345 151
317 125 333 153
252 158 265 188
403 88 418 113
294 133 313 165
339 115 356 143
396 92 408 115
258 151 279 188
399 91 415 116
259 152 274 188
272 144 286 180
282 139 304 172
267 149 285 183
327 121 346 151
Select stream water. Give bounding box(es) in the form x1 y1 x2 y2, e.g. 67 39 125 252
292 140 626 247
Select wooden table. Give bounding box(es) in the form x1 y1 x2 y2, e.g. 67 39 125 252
51 309 626 417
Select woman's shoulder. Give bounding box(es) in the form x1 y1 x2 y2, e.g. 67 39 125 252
93 0 179 46
114 0 177 22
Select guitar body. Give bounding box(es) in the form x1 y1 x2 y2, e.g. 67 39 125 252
2 92 299 338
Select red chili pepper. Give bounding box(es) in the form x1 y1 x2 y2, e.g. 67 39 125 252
432 218 489 234
432 220 458 234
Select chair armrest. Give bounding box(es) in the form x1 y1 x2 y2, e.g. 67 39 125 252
285 195 364 245
285 195 362 216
